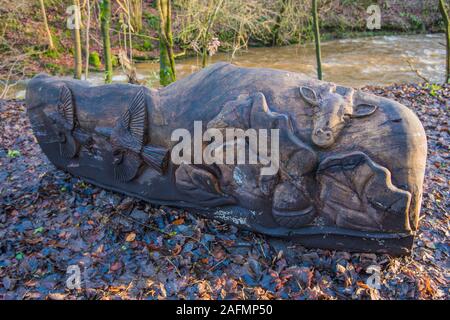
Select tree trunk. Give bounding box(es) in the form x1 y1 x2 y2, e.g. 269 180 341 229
75 0 84 28
100 0 113 83
73 0 82 79
272 0 288 46
201 0 224 68
130 0 143 33
39 0 55 50
439 0 450 84
157 0 176 86
85 0 91 79
201 45 208 68
127 0 134 63
312 0 322 80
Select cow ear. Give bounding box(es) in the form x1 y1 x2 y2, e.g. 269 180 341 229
299 86 319 107
351 103 378 118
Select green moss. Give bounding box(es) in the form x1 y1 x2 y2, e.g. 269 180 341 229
159 40 176 86
0 43 10 54
134 39 154 52
25 46 42 59
145 13 160 30
50 28 62 51
111 55 119 68
64 29 72 38
44 62 66 75
424 83 443 97
89 51 102 69
217 30 236 44
400 12 425 31
142 39 153 51
43 49 60 59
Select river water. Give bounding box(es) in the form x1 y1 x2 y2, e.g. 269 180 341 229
12 33 446 99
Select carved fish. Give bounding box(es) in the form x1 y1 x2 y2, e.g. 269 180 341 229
55 85 79 158
110 88 169 182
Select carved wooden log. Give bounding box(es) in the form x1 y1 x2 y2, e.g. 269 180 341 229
26 62 427 255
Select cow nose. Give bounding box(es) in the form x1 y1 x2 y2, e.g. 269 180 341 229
315 129 332 140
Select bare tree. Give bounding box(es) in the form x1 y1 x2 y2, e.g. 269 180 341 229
85 0 91 79
272 0 288 46
312 0 322 80
439 0 450 83
39 0 55 50
130 0 143 33
117 0 137 60
157 0 176 85
73 0 82 79
201 0 224 68
118 50 140 84
100 0 113 83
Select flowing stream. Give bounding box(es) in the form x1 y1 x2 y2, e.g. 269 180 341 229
11 33 446 99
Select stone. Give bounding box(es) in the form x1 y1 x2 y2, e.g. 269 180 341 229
25 62 427 255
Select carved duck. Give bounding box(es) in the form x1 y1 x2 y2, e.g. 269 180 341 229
110 88 169 182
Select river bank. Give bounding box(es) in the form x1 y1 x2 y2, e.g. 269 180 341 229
0 82 448 300
3 33 448 100
0 0 445 89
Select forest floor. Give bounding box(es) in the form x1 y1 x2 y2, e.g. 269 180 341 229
0 83 448 300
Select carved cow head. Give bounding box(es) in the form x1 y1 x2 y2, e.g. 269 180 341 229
299 85 378 148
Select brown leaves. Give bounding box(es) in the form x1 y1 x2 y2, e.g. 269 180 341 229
356 281 370 289
110 261 122 272
125 232 136 242
1 88 449 300
172 244 182 256
47 293 67 300
172 218 185 225
418 276 436 298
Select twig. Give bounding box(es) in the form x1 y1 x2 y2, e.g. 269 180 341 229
165 256 182 277
110 28 158 41
405 58 430 83
0 58 20 99
208 258 225 271
85 0 91 79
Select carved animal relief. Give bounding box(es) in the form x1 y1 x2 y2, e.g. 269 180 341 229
55 85 79 158
299 85 378 148
26 63 427 255
110 89 169 182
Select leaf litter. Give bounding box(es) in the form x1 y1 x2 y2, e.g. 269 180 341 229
0 83 448 300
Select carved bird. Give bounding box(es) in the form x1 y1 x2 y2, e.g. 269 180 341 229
54 85 79 158
110 88 169 182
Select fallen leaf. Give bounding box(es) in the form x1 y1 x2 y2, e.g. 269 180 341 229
110 261 122 272
357 281 370 289
125 232 136 242
47 293 67 300
172 218 185 225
